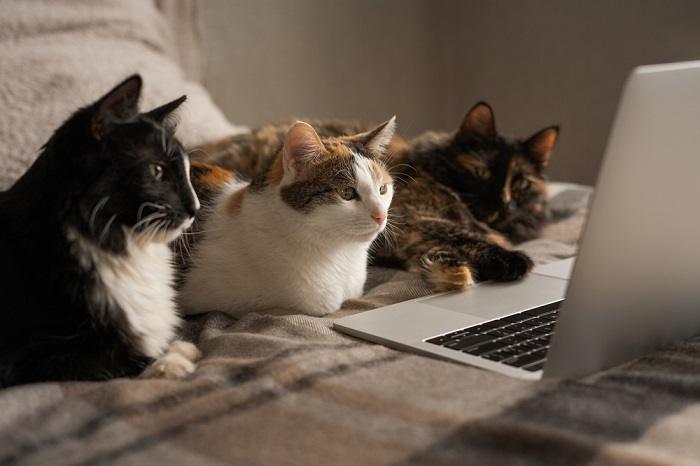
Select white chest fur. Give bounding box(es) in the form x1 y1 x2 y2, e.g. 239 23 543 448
67 228 180 358
180 183 372 317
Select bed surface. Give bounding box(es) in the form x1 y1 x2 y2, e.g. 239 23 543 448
4 2 700 464
5 183 700 466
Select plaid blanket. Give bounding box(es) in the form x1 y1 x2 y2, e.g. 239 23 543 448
3 183 700 466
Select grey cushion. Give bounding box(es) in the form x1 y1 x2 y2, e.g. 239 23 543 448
0 0 245 189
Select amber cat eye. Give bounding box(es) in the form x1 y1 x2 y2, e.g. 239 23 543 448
475 167 490 180
379 184 387 195
514 178 532 191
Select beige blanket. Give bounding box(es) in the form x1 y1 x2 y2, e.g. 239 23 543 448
5 183 700 466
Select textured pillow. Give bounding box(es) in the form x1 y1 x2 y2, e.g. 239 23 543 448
0 0 245 189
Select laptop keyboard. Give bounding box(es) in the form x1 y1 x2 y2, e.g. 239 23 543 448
425 301 561 372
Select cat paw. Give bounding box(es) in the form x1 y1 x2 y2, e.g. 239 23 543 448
169 340 203 362
141 341 202 380
487 250 534 281
421 252 475 292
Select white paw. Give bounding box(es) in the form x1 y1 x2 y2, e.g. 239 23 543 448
141 341 202 380
169 340 203 362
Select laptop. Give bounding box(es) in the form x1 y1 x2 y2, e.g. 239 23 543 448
335 60 700 380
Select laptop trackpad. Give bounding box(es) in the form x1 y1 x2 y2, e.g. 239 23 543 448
420 274 568 321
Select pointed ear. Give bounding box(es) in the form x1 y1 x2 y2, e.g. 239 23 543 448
143 95 187 124
458 101 496 139
283 121 326 176
91 74 142 140
525 125 559 167
351 116 397 157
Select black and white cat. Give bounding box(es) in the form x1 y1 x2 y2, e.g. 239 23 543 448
0 75 201 387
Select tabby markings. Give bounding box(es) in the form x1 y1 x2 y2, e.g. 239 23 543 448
267 155 285 186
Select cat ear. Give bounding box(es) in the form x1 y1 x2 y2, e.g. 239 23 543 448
143 95 187 125
458 101 496 139
283 121 326 176
351 116 397 157
525 125 560 167
91 74 142 140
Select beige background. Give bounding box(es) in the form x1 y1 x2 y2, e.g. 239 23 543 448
200 0 700 185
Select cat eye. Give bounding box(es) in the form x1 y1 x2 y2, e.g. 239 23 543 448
340 186 358 201
149 163 163 181
379 184 388 195
474 167 490 180
514 178 532 191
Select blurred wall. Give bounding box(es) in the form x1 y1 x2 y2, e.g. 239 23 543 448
201 0 700 185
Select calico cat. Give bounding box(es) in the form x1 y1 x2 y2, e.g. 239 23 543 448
0 75 202 387
179 118 396 317
372 102 559 291
188 102 558 292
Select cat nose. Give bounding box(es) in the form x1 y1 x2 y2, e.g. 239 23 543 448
187 198 200 217
372 213 386 225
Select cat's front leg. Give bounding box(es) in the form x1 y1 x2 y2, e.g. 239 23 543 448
140 340 202 380
458 238 533 283
419 246 476 292
400 220 534 292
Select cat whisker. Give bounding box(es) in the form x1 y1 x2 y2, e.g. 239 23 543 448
98 214 118 246
388 163 416 177
388 175 415 186
385 216 406 228
181 232 195 261
382 225 402 251
385 220 404 233
137 202 167 222
382 151 396 165
179 224 226 236
133 212 167 231
370 225 399 256
146 220 164 244
89 196 110 236
391 173 417 185
176 236 191 263
387 212 406 222
388 163 416 171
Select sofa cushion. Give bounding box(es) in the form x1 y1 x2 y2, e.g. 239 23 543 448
0 0 245 189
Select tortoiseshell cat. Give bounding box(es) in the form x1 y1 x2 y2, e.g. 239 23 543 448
373 102 558 290
0 76 202 387
190 102 558 292
179 119 396 317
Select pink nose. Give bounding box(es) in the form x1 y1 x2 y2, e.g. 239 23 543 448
372 213 386 225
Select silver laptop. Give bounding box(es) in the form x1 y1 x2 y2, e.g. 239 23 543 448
335 60 700 380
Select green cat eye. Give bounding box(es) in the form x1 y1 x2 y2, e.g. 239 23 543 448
340 186 358 201
149 163 163 181
379 184 388 195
